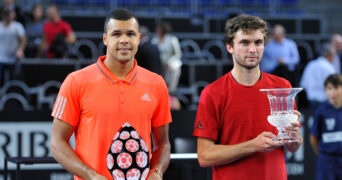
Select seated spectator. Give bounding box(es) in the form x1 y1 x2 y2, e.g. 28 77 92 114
37 4 76 59
151 21 182 93
24 3 45 58
135 25 163 75
329 34 342 73
300 44 337 109
0 0 26 26
0 7 26 86
261 24 300 86
136 25 181 110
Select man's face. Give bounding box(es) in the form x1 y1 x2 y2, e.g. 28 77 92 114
334 36 342 53
103 18 141 63
47 6 58 21
325 83 342 107
226 29 265 70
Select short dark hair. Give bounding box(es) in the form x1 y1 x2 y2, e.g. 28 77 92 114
47 3 59 11
104 8 139 33
224 14 267 46
324 74 342 88
156 21 172 34
1 7 11 19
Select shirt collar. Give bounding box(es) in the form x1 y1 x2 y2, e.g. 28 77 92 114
96 55 138 84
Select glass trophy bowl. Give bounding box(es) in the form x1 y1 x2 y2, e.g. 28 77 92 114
260 88 303 143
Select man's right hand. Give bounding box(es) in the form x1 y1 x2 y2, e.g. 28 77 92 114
252 132 285 152
85 168 107 180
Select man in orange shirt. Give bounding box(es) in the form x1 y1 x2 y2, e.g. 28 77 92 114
50 8 171 180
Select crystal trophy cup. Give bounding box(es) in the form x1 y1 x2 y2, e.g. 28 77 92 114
260 88 303 142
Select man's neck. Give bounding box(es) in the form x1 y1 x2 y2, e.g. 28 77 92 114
52 17 61 23
2 20 11 26
231 67 261 86
104 58 134 80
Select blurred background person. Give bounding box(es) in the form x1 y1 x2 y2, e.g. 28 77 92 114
135 25 163 75
329 33 342 73
152 21 182 93
0 7 26 86
37 4 76 59
24 3 45 58
261 24 300 86
0 0 26 26
310 74 342 180
136 25 181 110
300 43 337 109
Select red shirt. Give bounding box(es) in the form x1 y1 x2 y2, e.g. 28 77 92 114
52 56 172 179
193 72 292 180
43 19 73 58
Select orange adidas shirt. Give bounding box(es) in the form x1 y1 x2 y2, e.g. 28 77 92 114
51 56 172 179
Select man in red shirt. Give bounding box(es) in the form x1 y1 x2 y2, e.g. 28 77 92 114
38 4 76 58
193 14 303 180
50 8 171 180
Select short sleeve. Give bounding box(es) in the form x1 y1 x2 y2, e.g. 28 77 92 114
51 73 80 126
63 21 73 36
311 109 322 139
16 22 25 36
151 76 172 127
193 86 220 141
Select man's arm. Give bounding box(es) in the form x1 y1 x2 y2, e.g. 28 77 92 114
16 35 26 59
50 118 106 180
310 135 319 155
36 34 47 58
197 132 284 167
148 124 171 179
65 31 76 44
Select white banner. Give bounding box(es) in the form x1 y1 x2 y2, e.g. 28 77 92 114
0 122 65 170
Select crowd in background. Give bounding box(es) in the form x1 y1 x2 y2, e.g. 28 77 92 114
0 0 342 112
0 2 341 179
0 0 184 110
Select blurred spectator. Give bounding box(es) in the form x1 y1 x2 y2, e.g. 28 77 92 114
136 25 181 110
310 74 342 180
151 21 182 93
300 43 336 109
37 4 76 59
0 0 26 26
261 24 300 86
135 25 163 75
0 7 26 86
24 3 45 58
329 34 342 73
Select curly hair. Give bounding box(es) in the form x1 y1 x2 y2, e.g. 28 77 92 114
224 14 267 46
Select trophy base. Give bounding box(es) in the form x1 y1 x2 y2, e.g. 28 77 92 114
272 137 301 143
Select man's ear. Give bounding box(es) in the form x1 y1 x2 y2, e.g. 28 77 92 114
226 43 234 54
103 33 107 46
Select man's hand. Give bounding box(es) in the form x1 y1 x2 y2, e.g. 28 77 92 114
252 132 285 152
284 110 303 152
85 168 107 180
147 170 163 180
16 48 24 59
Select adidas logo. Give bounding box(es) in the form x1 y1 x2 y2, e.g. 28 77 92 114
141 93 151 101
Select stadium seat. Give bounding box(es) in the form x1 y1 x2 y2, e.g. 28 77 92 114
37 81 62 110
180 39 202 60
0 93 33 111
281 0 298 5
202 40 229 60
71 38 99 59
0 80 37 101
